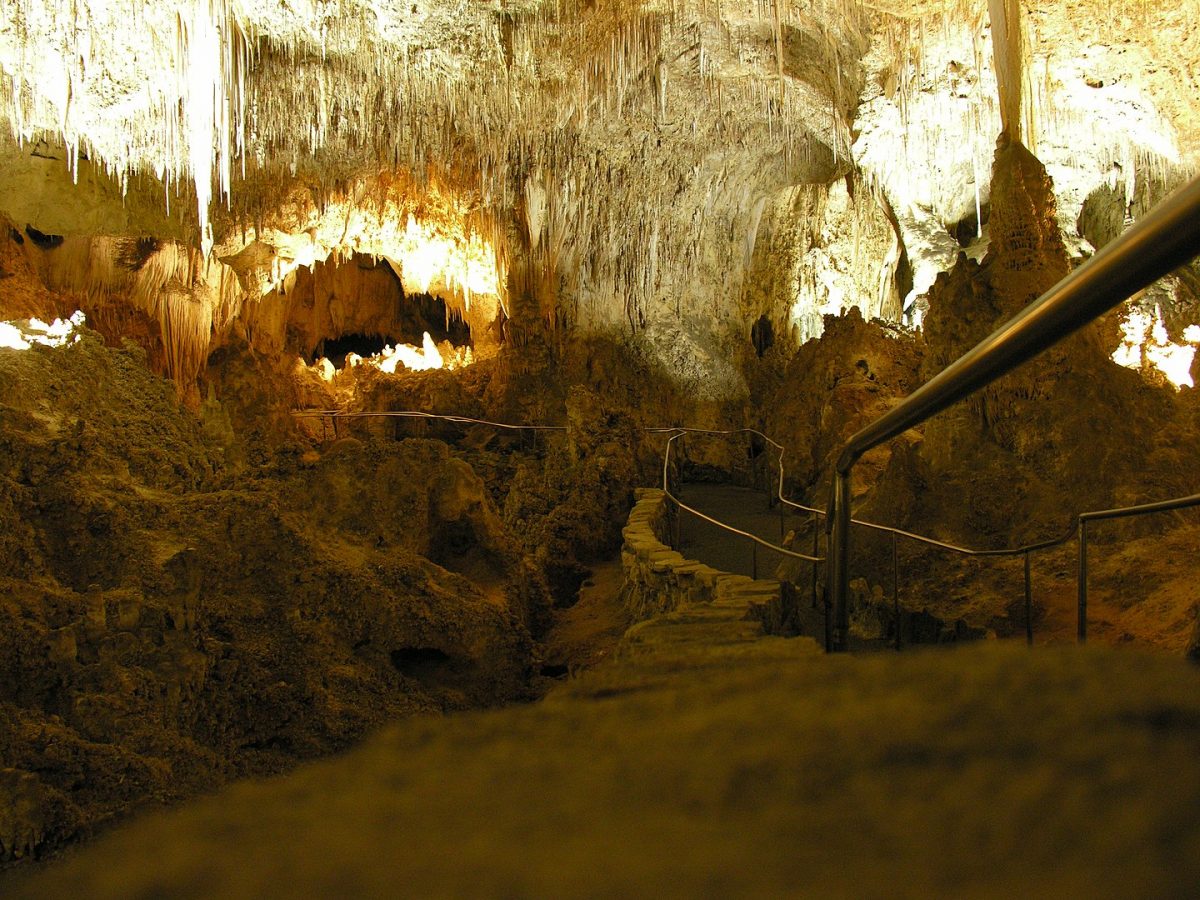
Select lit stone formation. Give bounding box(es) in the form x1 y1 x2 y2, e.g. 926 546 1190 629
0 0 1199 894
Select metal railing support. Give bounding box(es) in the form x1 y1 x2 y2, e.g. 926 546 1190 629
658 429 823 567
300 412 1200 654
674 497 682 550
1074 492 1200 642
892 532 900 651
1024 551 1033 646
823 581 832 653
828 173 1200 644
810 512 820 610
1078 521 1088 643
829 470 852 651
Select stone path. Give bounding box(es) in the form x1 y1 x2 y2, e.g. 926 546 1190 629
675 483 793 579
675 483 833 643
10 498 1200 897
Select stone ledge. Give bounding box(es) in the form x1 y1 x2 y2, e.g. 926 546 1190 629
618 488 783 630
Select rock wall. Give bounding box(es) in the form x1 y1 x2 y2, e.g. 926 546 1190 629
898 139 1197 545
0 331 547 866
761 306 923 500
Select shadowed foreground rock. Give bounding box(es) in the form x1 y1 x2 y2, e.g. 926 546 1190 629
9 592 1200 897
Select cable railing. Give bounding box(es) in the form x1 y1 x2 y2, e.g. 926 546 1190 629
291 408 567 443
292 414 823 601
291 336 1200 654
826 171 1200 651
292 409 568 431
650 426 822 564
654 426 1079 650
784 496 1078 649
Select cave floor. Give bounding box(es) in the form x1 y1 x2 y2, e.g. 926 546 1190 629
540 557 633 675
676 483 793 578
11 575 1200 899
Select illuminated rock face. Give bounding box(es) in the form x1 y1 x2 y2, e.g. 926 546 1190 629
0 0 1196 391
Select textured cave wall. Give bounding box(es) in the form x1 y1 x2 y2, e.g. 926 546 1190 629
0 0 1198 408
762 306 923 497
0 0 889 401
1076 172 1200 383
862 138 1198 547
0 135 194 242
851 0 1198 336
0 322 558 863
741 175 904 349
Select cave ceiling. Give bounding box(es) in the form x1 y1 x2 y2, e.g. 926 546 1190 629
0 0 1196 386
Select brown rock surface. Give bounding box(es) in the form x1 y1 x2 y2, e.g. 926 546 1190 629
6 596 1200 898
0 330 545 865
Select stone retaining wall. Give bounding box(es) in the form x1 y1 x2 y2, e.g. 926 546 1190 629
619 488 987 646
619 488 782 625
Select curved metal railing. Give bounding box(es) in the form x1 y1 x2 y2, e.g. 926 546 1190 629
827 171 1200 650
651 427 822 564
650 427 1200 651
292 408 1200 650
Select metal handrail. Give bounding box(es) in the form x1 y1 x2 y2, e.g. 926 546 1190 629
1079 492 1200 524
291 408 1200 648
293 414 820 560
827 172 1200 651
657 427 1200 646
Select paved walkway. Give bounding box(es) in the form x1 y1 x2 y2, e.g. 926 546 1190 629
10 571 1200 897
676 483 830 640
675 483 794 578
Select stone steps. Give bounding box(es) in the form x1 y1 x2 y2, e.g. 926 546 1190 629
618 488 803 655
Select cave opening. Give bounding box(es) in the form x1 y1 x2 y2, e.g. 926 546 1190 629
292 253 476 373
950 203 990 247
316 333 390 368
751 315 774 357
403 290 473 349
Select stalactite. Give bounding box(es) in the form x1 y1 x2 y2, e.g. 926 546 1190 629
35 235 245 394
987 0 1029 144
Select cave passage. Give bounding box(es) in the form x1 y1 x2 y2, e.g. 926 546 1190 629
297 253 475 366
317 333 390 368
404 291 473 348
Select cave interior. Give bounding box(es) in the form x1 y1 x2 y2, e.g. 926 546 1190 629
2 0 1200 894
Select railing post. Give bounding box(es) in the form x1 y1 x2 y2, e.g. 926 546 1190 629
892 532 900 651
1024 550 1033 646
1078 520 1088 643
829 469 852 652
752 540 758 580
823 582 832 653
810 512 819 610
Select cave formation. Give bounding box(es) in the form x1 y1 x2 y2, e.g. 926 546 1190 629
2 0 1200 894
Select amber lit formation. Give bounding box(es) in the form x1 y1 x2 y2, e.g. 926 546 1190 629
0 0 1199 884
